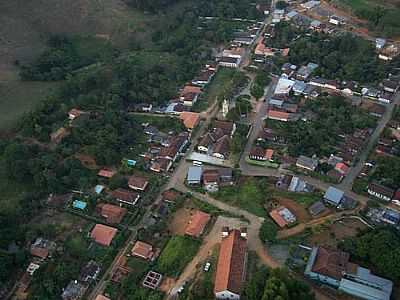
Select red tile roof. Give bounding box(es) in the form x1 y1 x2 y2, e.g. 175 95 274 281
185 211 211 237
267 110 290 121
162 189 180 202
91 224 118 247
202 170 220 184
214 230 247 295
180 112 200 129
335 162 349 175
265 149 274 160
111 188 139 205
97 203 127 224
269 209 288 228
131 241 153 260
181 85 202 95
30 247 49 259
98 169 116 178
311 247 356 280
128 175 149 191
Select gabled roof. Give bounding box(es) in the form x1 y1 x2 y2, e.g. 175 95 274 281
128 175 148 190
213 135 231 156
97 203 127 224
180 112 200 129
267 109 290 121
98 169 116 178
111 188 139 205
214 230 247 295
311 246 356 280
185 211 211 237
203 169 220 184
324 186 344 205
214 120 235 136
131 241 153 260
91 224 118 247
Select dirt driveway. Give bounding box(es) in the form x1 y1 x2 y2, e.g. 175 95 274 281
167 216 247 297
275 197 311 223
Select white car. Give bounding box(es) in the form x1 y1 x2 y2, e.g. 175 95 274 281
204 262 211 272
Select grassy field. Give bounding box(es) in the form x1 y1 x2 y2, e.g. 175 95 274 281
212 177 269 217
155 236 200 277
193 68 243 112
0 79 59 129
271 190 322 208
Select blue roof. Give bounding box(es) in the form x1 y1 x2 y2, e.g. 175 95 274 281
324 187 344 205
73 200 87 210
95 185 105 194
126 159 137 166
187 166 202 182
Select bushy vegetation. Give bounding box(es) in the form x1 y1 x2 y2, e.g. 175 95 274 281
369 156 400 190
259 219 278 243
333 0 400 37
267 95 376 157
156 236 200 277
340 228 400 281
20 35 115 81
289 33 386 83
243 267 315 300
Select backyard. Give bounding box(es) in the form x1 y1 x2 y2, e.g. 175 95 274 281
155 235 201 277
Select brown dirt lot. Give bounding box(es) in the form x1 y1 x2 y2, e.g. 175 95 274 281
168 207 192 235
309 218 367 247
275 197 311 223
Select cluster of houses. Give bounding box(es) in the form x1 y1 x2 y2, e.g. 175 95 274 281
305 246 393 300
218 21 262 68
62 261 102 300
196 120 236 161
366 206 400 229
132 62 218 115
186 166 234 192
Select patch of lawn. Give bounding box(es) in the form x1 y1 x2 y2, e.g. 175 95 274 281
193 68 246 112
155 235 200 277
272 190 322 208
212 177 268 217
0 80 59 129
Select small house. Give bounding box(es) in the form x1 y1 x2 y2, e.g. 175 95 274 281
79 261 101 283
296 155 318 171
269 206 297 228
61 280 87 300
97 203 127 224
203 169 220 192
111 188 140 206
185 210 211 237
68 108 83 120
90 224 118 247
131 241 154 260
324 187 344 207
367 183 394 202
128 175 149 191
187 166 202 185
308 201 327 217
97 169 116 179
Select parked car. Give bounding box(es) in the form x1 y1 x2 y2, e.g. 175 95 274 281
204 262 211 272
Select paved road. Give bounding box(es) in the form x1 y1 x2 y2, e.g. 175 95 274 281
168 216 246 298
339 93 400 190
239 78 277 167
88 89 221 300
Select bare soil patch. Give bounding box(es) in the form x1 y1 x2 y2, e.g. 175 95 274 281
309 218 367 247
168 207 192 235
275 197 311 223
